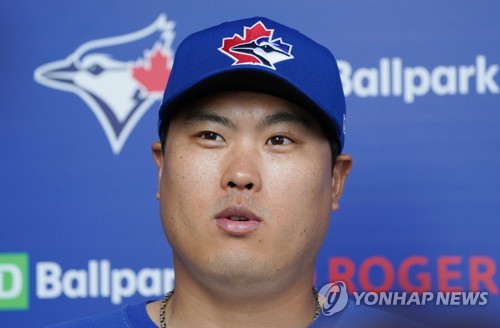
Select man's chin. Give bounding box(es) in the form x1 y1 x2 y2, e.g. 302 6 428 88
198 259 281 290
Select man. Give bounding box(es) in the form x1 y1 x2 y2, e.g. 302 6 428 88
49 16 426 328
147 16 351 327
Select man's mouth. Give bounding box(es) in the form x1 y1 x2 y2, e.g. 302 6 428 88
228 216 249 221
214 206 262 236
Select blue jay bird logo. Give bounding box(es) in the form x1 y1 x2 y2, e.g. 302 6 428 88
219 21 294 70
34 14 175 155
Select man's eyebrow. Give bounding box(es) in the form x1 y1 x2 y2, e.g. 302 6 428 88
256 111 311 129
183 111 236 129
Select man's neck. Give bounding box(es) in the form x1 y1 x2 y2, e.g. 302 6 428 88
146 272 317 327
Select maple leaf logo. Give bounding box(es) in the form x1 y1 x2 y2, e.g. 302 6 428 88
219 21 294 70
132 46 171 93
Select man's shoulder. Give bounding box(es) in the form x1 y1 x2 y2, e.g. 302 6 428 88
46 309 126 328
45 301 156 328
310 300 431 328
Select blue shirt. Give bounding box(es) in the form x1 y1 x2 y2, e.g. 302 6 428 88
47 300 429 327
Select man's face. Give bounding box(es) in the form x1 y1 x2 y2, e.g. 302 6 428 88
153 91 350 291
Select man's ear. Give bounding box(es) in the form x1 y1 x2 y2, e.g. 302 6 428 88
331 154 353 211
152 142 164 200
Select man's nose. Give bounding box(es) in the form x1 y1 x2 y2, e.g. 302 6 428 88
220 148 262 192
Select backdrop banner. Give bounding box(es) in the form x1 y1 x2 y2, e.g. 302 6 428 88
1 1 499 326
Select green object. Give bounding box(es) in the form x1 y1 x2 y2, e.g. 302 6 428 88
0 253 29 310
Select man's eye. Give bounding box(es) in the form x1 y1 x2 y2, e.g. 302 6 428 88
266 135 293 145
197 131 224 141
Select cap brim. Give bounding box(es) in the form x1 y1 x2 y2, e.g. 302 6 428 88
158 69 339 144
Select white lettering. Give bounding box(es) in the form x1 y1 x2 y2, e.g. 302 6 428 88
352 291 365 305
62 270 87 298
392 57 403 96
436 292 449 305
422 292 434 305
462 292 481 305
380 58 391 96
392 291 406 305
35 260 175 304
111 268 137 305
406 292 420 305
479 292 488 305
378 292 392 305
137 268 161 297
450 292 461 305
476 55 500 94
364 292 378 306
36 262 62 299
0 264 22 299
162 268 175 293
337 55 498 103
458 65 475 94
89 260 98 297
432 66 457 95
353 68 378 97
100 260 110 297
337 60 352 96
404 66 431 103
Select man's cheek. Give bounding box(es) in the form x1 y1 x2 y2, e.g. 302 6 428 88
287 173 331 221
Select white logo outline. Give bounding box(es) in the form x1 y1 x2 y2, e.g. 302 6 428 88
34 14 175 155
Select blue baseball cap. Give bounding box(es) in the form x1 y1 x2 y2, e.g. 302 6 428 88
158 16 346 151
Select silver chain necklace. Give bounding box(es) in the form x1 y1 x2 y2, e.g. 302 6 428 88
160 287 321 327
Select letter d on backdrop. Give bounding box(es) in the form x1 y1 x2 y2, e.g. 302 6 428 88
0 253 29 310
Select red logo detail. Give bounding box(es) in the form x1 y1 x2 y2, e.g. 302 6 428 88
220 21 272 65
132 47 171 93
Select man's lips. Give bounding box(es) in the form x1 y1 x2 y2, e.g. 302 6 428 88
214 206 262 236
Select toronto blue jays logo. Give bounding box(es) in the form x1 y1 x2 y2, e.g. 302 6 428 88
219 21 294 70
33 14 175 154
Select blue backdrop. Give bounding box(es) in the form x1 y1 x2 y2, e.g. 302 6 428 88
1 1 499 326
